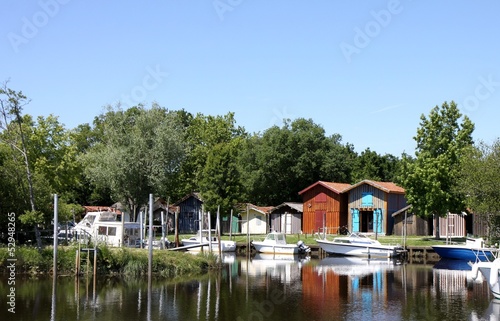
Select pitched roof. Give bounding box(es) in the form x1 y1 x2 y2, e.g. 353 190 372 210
298 181 352 195
244 203 272 214
343 180 405 194
270 202 303 213
173 192 203 206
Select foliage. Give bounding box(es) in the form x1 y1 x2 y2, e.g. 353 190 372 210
457 139 500 240
176 112 246 200
239 118 355 205
400 101 474 223
199 138 244 215
351 148 401 183
81 104 185 221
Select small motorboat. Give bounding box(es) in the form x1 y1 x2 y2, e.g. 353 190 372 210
181 230 236 252
315 233 404 258
432 237 498 262
251 231 310 255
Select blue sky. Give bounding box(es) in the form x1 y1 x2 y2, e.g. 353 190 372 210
2 1 499 156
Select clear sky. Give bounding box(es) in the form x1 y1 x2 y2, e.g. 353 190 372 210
2 1 499 156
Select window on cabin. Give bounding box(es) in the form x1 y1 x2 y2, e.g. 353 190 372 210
315 193 327 203
98 226 107 235
108 227 117 236
361 193 373 206
256 216 261 226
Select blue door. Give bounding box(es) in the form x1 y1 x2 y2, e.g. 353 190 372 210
352 209 360 232
373 209 383 234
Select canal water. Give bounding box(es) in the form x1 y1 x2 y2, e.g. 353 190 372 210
1 254 498 321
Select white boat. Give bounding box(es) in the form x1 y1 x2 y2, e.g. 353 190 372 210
471 258 500 299
251 231 311 255
181 231 236 252
72 210 141 247
315 233 404 258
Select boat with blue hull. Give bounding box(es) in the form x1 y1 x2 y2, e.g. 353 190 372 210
432 237 499 262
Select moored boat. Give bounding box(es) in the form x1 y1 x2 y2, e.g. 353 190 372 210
315 233 404 258
251 231 310 255
432 237 498 262
181 230 236 252
72 210 141 247
471 258 500 299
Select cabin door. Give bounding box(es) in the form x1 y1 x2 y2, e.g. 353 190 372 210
351 209 360 232
314 210 326 234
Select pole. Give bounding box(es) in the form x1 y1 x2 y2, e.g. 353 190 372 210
246 204 250 256
148 194 153 278
229 209 233 240
175 210 179 247
53 194 58 277
161 210 165 250
208 211 212 253
217 206 222 257
140 210 144 249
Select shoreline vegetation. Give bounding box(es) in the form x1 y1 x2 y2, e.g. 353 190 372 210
0 245 219 277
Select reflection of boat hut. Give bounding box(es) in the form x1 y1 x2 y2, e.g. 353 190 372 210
268 202 303 234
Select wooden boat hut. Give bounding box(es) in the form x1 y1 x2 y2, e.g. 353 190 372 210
298 181 352 234
343 180 407 236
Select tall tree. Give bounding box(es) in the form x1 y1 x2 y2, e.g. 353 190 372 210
240 118 353 205
199 138 244 215
81 104 185 221
400 101 474 238
351 148 401 183
0 82 43 249
176 112 246 200
457 139 500 240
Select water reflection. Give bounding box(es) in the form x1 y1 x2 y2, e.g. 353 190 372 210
1 255 496 321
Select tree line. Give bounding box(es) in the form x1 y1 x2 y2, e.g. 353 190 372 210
1 82 499 245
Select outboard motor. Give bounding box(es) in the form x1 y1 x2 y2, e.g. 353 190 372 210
297 240 311 254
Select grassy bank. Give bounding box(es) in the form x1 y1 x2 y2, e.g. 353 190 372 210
0 245 218 277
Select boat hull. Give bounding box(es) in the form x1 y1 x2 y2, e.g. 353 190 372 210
432 245 496 262
252 242 299 254
316 239 401 258
474 260 500 299
181 239 236 252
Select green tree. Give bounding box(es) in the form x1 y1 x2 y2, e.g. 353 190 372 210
240 118 353 205
81 104 185 221
457 139 500 240
0 83 43 248
176 112 246 200
400 101 474 238
199 138 244 215
352 148 401 183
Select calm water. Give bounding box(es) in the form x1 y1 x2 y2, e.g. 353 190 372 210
1 254 498 321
